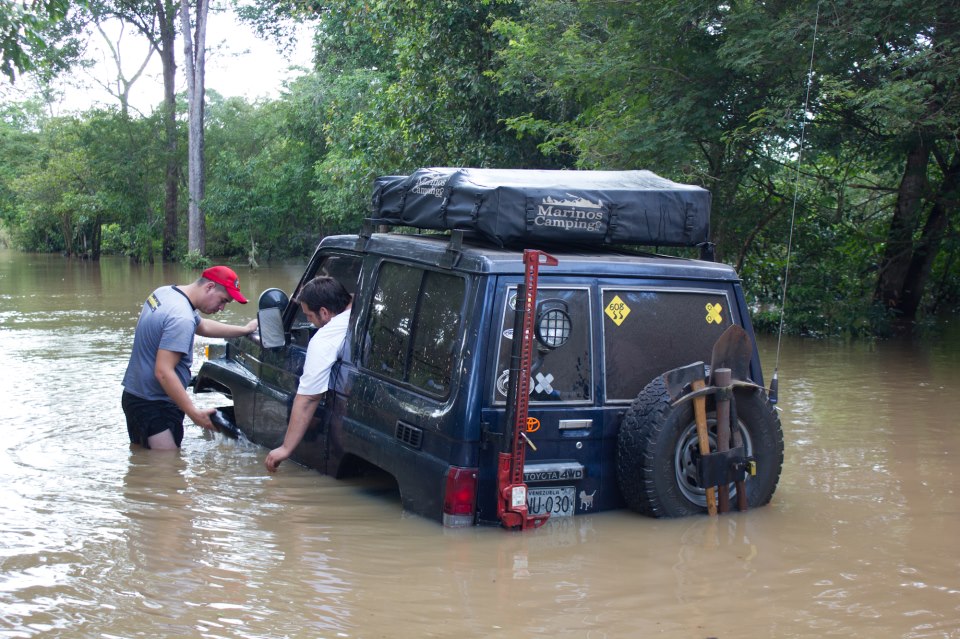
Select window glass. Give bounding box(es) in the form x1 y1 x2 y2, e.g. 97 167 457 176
602 288 734 401
407 271 466 395
291 254 363 332
364 262 419 378
362 262 466 397
493 287 592 404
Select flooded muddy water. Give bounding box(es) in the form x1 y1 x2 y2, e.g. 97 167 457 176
2 249 959 638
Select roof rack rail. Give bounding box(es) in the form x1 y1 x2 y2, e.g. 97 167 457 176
439 229 465 269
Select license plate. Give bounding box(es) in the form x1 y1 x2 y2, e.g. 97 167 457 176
527 486 576 517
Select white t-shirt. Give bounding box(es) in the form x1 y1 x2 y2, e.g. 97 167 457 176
298 310 350 395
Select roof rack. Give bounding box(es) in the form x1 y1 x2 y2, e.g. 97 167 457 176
359 216 717 263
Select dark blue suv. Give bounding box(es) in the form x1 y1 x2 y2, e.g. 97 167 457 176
194 169 783 526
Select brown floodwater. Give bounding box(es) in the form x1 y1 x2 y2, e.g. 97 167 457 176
1 249 959 638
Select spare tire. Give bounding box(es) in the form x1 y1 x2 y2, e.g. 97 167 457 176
616 374 783 517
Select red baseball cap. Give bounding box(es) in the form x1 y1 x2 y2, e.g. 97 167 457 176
202 265 248 304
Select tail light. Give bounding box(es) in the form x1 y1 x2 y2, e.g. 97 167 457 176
442 466 477 527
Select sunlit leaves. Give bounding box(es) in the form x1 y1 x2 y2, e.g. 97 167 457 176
0 0 82 81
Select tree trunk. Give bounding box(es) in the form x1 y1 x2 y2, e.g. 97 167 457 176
874 139 929 316
180 0 208 256
60 214 75 257
91 215 103 261
157 0 180 262
897 151 960 320
97 1 181 261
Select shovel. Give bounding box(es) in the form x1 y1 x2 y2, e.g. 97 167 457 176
709 324 752 382
709 325 753 512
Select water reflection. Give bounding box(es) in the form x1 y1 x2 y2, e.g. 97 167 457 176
2 250 960 638
121 451 198 630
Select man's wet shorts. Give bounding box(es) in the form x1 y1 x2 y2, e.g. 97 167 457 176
121 390 185 448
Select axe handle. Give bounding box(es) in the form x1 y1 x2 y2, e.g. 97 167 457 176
691 379 717 517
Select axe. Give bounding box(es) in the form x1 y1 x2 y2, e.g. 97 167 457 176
663 361 717 516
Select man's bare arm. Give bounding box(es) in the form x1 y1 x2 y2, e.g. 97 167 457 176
264 392 324 472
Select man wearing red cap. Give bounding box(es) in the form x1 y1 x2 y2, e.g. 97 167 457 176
122 265 258 450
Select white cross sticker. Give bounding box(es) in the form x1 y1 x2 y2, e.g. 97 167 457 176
534 372 554 394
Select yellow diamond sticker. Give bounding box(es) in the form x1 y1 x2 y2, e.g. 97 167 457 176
705 302 723 324
605 295 631 326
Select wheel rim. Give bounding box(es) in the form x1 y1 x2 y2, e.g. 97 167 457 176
674 418 754 507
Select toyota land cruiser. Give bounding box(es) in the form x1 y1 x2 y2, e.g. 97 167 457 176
194 168 783 526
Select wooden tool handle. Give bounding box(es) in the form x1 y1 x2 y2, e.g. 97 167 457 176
691 379 717 517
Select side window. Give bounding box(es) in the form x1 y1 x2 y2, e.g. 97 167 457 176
291 254 363 337
493 287 592 404
407 271 466 394
362 262 466 397
602 288 734 401
364 263 419 378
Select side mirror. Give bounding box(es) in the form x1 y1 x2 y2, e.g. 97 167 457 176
258 288 289 349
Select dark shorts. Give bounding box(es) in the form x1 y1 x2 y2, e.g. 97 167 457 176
122 390 185 449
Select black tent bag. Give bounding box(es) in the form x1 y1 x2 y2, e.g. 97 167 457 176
371 168 711 247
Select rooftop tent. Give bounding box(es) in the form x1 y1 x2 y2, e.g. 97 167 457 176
371 168 711 248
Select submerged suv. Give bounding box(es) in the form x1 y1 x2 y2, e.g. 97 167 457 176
194 168 783 526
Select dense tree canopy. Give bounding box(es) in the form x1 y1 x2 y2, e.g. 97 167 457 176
1 0 958 336
0 0 80 80
489 0 960 334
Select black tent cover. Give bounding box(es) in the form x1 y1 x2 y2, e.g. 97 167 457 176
371 167 711 248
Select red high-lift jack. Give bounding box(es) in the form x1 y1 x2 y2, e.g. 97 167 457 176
497 249 557 530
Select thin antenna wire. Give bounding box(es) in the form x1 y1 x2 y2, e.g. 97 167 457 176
771 2 821 401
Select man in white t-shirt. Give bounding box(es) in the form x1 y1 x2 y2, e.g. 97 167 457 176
265 275 352 472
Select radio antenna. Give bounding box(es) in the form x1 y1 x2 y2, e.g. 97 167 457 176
771 1 821 404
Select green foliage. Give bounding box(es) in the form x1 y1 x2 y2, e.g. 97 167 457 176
0 0 81 80
180 248 210 270
101 221 162 262
488 0 960 335
0 102 43 237
1 0 958 337
203 93 326 259
300 0 558 232
0 105 167 259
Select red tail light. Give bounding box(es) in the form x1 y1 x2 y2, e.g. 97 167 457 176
443 466 477 527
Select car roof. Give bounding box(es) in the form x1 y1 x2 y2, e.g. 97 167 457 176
320 232 740 282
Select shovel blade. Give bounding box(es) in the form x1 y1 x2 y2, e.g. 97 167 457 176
709 325 752 383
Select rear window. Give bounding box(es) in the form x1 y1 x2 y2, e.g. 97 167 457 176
493 286 592 404
362 262 466 397
602 287 735 401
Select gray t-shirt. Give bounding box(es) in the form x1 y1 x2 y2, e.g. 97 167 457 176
122 285 201 402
